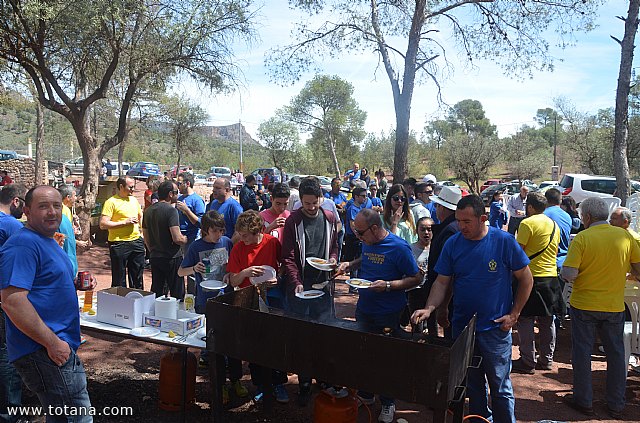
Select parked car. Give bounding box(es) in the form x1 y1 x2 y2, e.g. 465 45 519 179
0 150 18 161
480 178 502 192
169 165 190 178
127 161 161 178
209 166 232 179
538 180 559 190
480 182 519 206
509 179 538 190
559 173 640 204
438 180 470 196
64 157 129 177
194 174 214 186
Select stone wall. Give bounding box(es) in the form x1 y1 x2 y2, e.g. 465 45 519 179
0 158 48 188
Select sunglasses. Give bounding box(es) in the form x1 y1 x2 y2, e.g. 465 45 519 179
127 185 135 190
391 195 406 202
351 222 373 237
172 190 179 194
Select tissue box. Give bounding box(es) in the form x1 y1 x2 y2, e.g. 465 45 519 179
142 310 204 335
96 287 156 329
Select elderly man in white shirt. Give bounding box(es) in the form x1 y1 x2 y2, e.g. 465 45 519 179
507 185 529 234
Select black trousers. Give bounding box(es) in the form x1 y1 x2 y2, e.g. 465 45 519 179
108 238 145 289
150 256 184 299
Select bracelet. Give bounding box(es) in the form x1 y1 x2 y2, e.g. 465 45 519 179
385 281 391 292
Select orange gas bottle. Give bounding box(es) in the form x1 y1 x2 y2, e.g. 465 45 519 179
158 350 197 411
313 389 358 423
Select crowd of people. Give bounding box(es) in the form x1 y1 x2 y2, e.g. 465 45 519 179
1 165 640 422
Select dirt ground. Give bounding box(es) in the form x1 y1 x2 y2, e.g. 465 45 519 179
11 241 636 423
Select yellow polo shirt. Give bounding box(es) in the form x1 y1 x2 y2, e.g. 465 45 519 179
101 195 142 242
564 224 640 312
62 204 73 225
516 213 559 277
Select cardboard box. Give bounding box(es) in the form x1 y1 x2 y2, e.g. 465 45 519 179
143 310 204 335
96 287 156 329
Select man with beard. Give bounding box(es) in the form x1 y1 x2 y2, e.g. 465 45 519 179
0 183 26 423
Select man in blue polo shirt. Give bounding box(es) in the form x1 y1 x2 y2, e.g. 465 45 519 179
0 186 93 421
338 208 420 423
325 177 347 258
412 195 533 423
176 172 205 252
0 183 27 423
207 178 243 243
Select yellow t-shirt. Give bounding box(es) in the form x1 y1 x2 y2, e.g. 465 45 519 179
628 228 640 247
62 204 73 224
516 213 559 277
101 195 142 242
564 224 640 312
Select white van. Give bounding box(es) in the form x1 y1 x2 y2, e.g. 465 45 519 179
559 174 640 204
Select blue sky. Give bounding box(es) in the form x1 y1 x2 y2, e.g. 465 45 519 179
176 0 634 140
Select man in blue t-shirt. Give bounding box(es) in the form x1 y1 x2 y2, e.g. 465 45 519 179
412 195 533 423
0 186 92 420
543 188 572 269
0 183 26 422
325 178 347 258
207 178 243 242
176 172 205 252
338 208 420 423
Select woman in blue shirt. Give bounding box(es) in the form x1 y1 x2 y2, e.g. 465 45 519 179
488 190 508 229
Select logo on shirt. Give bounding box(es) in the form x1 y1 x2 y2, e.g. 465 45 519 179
488 259 497 272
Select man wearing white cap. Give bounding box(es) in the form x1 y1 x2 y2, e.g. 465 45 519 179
423 174 437 184
422 186 462 337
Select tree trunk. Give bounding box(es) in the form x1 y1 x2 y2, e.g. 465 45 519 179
393 92 411 184
118 138 125 177
35 102 44 184
326 128 341 177
74 121 100 243
613 0 640 206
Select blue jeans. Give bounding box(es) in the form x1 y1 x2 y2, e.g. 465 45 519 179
13 348 92 423
570 307 626 412
355 309 402 407
467 328 515 423
0 312 22 423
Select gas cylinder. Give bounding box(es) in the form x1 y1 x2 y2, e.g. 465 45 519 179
158 350 197 411
313 389 358 423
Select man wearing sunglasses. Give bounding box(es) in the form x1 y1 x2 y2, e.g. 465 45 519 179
343 187 370 280
410 182 432 225
100 176 145 289
337 208 421 422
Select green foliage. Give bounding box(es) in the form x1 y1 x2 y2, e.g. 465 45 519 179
257 115 300 173
502 131 552 182
284 74 366 177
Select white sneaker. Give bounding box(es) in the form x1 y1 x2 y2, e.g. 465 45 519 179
378 404 395 423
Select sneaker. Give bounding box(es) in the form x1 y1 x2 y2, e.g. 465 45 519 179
511 358 535 375
222 385 230 405
378 404 395 423
275 384 289 404
607 405 623 419
357 393 375 406
232 380 248 398
535 361 553 371
562 394 595 417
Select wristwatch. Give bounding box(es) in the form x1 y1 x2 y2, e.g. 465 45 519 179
385 281 391 292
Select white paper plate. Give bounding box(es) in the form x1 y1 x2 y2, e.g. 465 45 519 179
306 257 336 271
346 278 373 289
249 265 277 285
295 290 325 300
201 280 227 291
130 327 160 338
125 291 144 300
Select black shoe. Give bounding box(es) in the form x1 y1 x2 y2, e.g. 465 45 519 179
535 361 553 371
297 389 311 407
511 358 535 375
562 394 595 417
607 406 623 419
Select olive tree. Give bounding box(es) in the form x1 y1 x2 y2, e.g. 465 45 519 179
267 0 602 183
0 0 255 238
